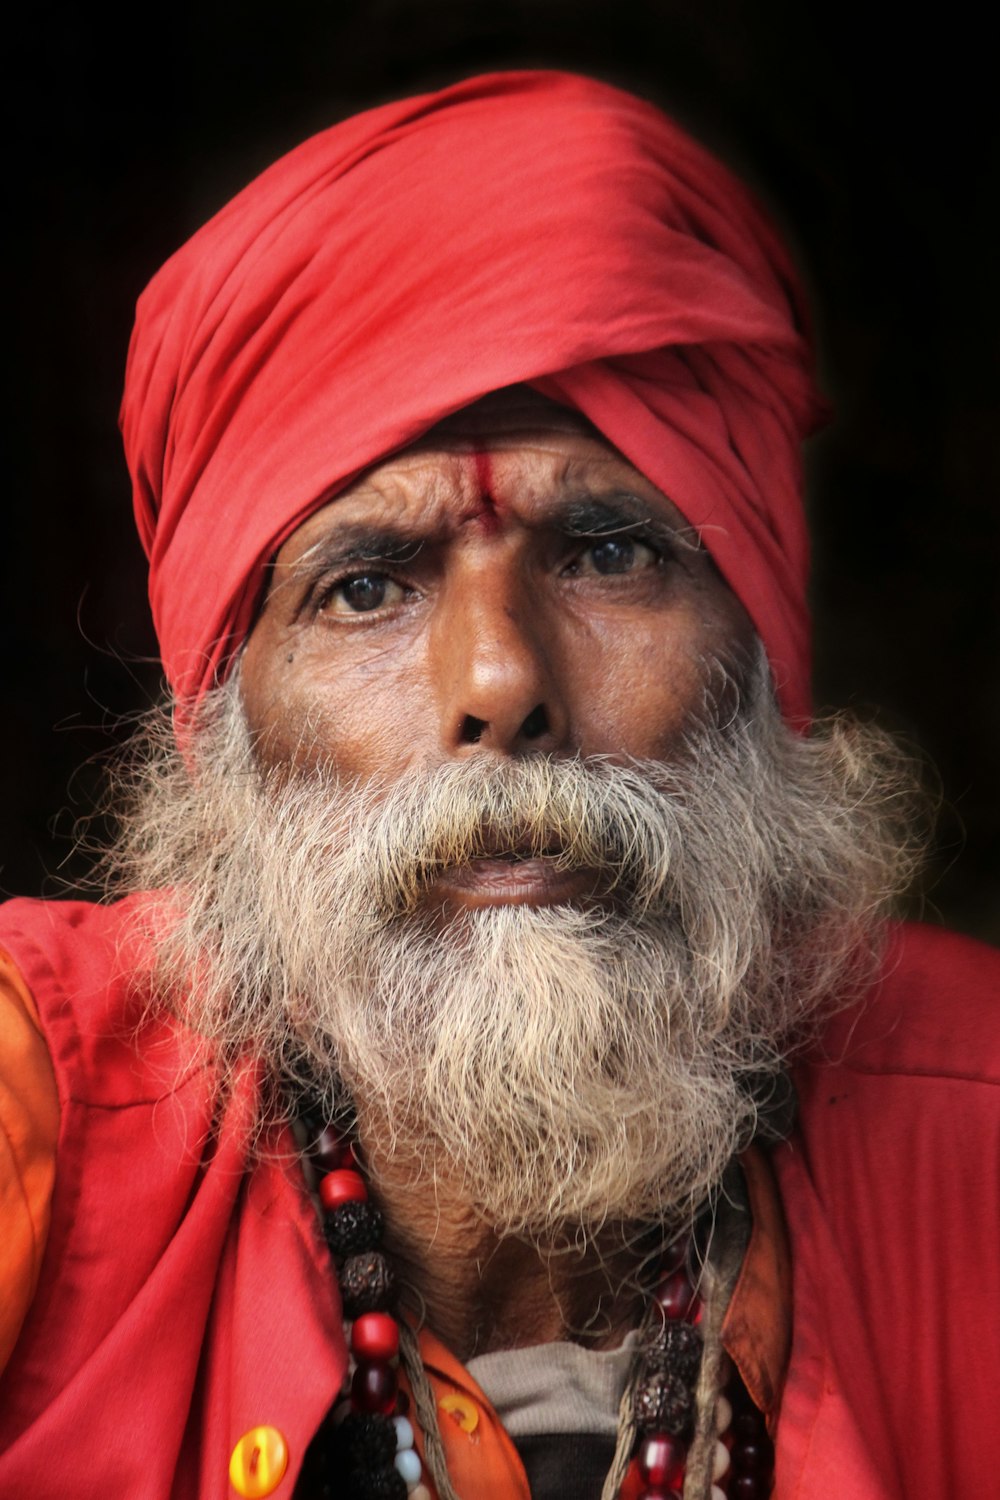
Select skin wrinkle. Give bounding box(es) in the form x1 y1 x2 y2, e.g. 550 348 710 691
95 687 925 1360
241 406 755 780
92 396 925 1363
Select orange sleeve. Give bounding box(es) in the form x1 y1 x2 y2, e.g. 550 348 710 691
723 1145 793 1425
0 945 60 1372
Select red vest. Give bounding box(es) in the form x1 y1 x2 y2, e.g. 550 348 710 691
0 896 345 1499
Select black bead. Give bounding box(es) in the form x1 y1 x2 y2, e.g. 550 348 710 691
342 1467 408 1500
634 1369 695 1439
331 1412 398 1470
325 1199 385 1258
732 1474 768 1499
644 1320 703 1384
340 1250 397 1317
358 1464 407 1500
733 1438 772 1474
734 1409 764 1440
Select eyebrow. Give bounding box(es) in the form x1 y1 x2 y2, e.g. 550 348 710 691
282 489 698 597
289 525 426 582
558 494 658 535
558 492 701 552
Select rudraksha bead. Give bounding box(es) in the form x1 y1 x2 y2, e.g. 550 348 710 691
644 1320 703 1384
340 1250 397 1316
325 1199 385 1258
634 1369 695 1439
331 1412 397 1469
344 1467 408 1500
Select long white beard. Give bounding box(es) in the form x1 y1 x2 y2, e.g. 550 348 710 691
104 658 923 1239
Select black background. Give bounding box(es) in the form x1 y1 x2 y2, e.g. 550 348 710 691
3 1 998 940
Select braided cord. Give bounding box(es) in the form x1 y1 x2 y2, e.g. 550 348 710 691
399 1320 463 1500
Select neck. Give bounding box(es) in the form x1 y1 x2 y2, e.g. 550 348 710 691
356 1109 654 1362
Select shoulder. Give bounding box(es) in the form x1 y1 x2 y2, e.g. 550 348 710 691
0 893 196 1107
0 893 147 980
808 920 1000 1085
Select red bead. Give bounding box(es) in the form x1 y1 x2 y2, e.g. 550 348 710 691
660 1238 688 1275
350 1311 400 1362
350 1359 398 1414
655 1269 698 1321
639 1432 686 1488
319 1169 368 1210
313 1125 350 1171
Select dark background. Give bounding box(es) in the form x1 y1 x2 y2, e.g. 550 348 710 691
3 1 998 941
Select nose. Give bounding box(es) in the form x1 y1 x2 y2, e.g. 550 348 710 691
435 569 569 757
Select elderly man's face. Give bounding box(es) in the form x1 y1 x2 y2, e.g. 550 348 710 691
240 396 754 908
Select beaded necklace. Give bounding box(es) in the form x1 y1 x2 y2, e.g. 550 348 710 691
294 1115 774 1500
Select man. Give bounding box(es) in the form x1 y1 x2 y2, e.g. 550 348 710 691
0 70 996 1500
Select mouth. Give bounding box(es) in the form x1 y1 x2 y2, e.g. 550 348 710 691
423 839 601 910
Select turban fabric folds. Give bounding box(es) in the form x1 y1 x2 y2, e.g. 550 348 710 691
121 71 824 724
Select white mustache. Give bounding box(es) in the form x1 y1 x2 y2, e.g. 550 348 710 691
315 753 696 918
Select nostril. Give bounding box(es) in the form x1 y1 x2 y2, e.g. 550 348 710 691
520 705 549 740
460 715 486 744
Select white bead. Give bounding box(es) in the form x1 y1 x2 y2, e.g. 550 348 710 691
393 1415 415 1451
712 1439 731 1480
394 1448 423 1486
715 1393 732 1432
711 1487 727 1500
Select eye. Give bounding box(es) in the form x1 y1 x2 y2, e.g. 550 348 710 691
321 571 407 614
570 535 660 576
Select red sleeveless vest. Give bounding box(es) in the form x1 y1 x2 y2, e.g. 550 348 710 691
0 896 346 1499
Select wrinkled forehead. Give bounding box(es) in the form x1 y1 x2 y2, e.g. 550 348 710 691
273 383 697 567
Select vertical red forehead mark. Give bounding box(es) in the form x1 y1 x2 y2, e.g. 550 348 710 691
465 447 502 531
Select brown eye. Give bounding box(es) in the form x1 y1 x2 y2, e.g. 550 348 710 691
325 572 405 614
574 536 659 576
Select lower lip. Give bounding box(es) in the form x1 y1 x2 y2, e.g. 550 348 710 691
426 858 599 909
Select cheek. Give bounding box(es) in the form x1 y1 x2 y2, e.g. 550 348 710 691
558 603 737 757
240 626 437 778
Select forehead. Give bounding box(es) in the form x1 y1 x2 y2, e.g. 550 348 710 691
276 388 695 565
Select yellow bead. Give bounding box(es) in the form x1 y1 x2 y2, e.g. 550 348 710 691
438 1393 479 1433
229 1426 289 1497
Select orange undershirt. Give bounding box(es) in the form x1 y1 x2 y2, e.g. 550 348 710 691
0 948 60 1371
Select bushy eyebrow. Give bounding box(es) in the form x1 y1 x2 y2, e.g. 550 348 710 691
559 494 657 535
281 489 698 600
558 492 701 552
290 526 425 581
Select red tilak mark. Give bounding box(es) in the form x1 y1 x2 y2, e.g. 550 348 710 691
473 448 495 501
249 1447 261 1476
461 448 501 532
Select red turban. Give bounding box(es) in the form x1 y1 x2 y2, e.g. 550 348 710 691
121 70 824 724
